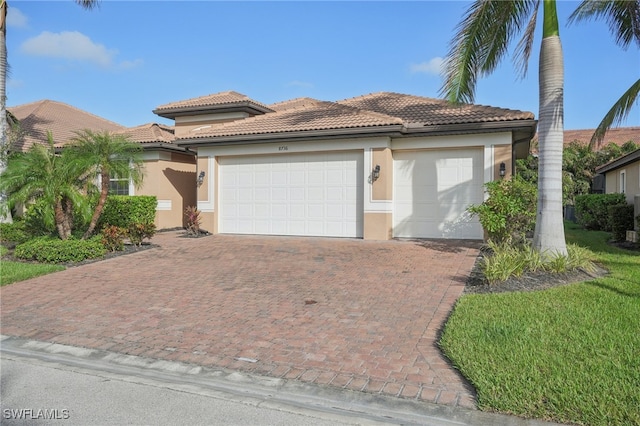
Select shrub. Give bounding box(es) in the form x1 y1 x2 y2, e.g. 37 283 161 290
15 236 106 263
98 195 157 229
0 222 30 245
575 193 625 231
127 222 156 246
184 206 202 236
481 242 596 284
608 204 635 242
23 199 56 237
101 225 126 252
467 177 537 245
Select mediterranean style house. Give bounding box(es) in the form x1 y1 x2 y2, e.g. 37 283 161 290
595 148 640 231
153 91 536 240
8 100 196 230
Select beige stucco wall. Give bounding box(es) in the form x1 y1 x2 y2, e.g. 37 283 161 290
494 144 512 180
371 148 393 201
197 156 217 233
174 112 250 139
138 152 196 229
363 212 393 240
605 161 640 205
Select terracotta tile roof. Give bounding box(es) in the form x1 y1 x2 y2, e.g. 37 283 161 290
337 92 535 126
174 92 534 141
114 123 175 144
185 98 404 139
562 127 640 148
8 100 124 152
154 91 273 116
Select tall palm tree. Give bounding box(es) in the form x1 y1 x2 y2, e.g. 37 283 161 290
568 1 640 148
442 0 638 255
0 0 99 224
0 132 92 239
66 129 143 239
442 0 568 255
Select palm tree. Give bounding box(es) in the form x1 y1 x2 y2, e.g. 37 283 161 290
0 132 92 239
441 0 568 255
441 0 639 255
66 129 143 239
0 0 100 224
567 1 640 148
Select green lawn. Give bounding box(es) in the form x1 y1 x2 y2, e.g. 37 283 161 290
0 246 65 286
439 223 640 425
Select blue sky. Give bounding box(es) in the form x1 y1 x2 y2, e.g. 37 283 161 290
6 1 640 130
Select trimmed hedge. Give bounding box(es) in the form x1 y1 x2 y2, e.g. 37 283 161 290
0 221 30 245
575 193 626 231
98 195 157 229
15 236 106 263
608 204 635 242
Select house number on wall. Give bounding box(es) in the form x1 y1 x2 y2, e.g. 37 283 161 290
278 146 288 151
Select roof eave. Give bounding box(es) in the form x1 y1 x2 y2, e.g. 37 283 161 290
174 125 405 147
596 149 640 174
141 142 194 154
153 102 274 119
401 119 538 138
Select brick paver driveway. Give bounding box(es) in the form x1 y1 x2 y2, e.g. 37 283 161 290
1 232 480 408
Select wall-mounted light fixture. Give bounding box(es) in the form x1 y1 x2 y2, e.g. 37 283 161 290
499 162 506 178
372 164 381 181
197 171 205 186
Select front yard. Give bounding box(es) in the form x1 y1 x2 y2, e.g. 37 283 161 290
440 223 640 425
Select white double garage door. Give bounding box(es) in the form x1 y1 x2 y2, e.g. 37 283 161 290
219 149 483 239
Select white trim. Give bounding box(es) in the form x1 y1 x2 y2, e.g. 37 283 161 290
156 200 172 211
620 169 627 194
391 132 512 151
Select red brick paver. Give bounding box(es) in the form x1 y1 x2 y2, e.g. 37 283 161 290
0 232 480 408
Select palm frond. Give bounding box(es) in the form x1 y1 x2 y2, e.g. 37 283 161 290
514 0 540 77
590 78 640 148
440 0 536 103
569 0 640 49
75 0 99 10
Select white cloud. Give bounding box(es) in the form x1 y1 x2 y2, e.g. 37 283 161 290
410 57 444 75
7 7 28 28
287 80 314 88
21 31 122 68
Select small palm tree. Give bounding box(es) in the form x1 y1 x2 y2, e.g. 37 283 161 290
0 0 100 224
66 129 144 239
568 1 640 147
0 132 92 239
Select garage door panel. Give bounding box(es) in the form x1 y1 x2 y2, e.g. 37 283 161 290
220 152 362 238
394 149 483 239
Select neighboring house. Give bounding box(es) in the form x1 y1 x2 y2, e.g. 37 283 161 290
595 148 640 229
154 91 537 240
7 100 197 229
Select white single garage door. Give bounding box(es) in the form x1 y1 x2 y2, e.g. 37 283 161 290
393 148 484 239
219 151 363 237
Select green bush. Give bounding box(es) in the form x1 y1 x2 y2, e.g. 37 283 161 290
467 177 537 245
101 225 126 252
575 193 626 231
481 241 596 284
15 236 106 263
98 195 157 229
127 222 156 246
23 199 56 237
0 221 30 244
608 203 635 242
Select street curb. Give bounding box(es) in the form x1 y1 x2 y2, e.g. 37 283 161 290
0 335 560 426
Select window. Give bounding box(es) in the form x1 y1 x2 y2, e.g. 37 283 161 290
619 169 626 194
109 175 131 195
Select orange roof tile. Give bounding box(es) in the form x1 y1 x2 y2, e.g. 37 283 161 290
114 123 175 144
8 100 124 152
171 91 535 142
562 127 640 148
154 91 273 116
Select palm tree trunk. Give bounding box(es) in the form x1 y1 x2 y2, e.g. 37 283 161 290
83 170 109 239
533 0 567 256
0 0 12 223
